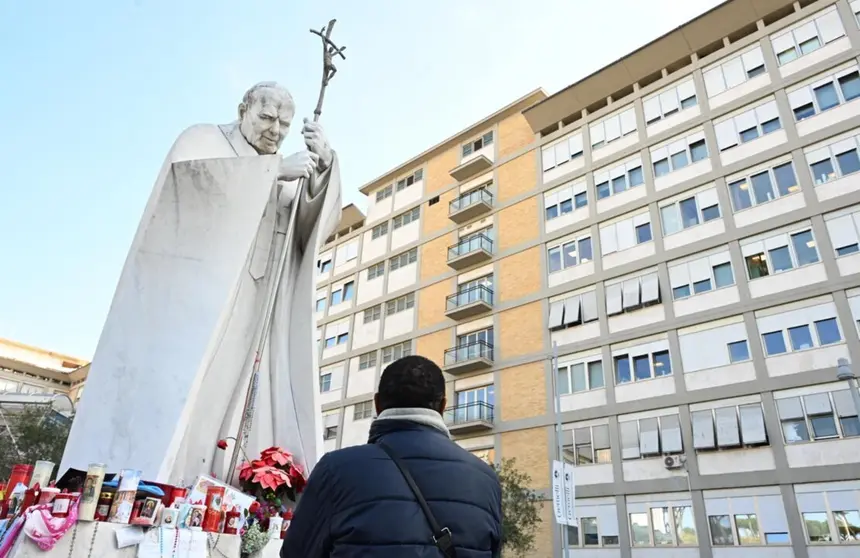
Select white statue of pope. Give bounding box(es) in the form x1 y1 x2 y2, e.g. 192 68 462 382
61 82 342 484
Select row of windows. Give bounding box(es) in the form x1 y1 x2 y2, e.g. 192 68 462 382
375 169 424 202
540 6 848 179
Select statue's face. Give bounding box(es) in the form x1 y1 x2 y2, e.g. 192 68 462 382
239 87 294 155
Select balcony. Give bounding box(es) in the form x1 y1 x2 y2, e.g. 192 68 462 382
449 155 492 182
449 189 493 224
447 234 493 270
445 285 494 321
444 401 494 434
443 340 494 375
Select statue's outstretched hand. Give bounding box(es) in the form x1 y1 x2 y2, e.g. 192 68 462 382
302 118 334 170
279 150 319 182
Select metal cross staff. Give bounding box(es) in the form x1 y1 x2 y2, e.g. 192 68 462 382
226 20 346 485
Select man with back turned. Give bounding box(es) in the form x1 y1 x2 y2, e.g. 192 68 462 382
281 355 502 557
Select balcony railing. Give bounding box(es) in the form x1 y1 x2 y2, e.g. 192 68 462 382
447 233 493 262
446 284 494 312
444 401 494 427
450 188 493 213
444 340 494 369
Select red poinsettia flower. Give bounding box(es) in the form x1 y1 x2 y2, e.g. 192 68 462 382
251 465 292 491
237 459 267 482
216 439 228 450
288 464 306 493
260 446 292 467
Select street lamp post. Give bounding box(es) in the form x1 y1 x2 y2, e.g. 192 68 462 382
836 358 860 417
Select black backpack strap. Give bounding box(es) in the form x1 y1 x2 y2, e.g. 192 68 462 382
377 441 457 558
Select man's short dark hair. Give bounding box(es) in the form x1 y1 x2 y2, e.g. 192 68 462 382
377 355 445 411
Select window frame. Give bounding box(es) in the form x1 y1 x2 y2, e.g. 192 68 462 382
691 402 769 452
353 400 374 420
771 8 845 67
319 372 332 393
392 206 420 230
557 358 605 396
462 131 494 158
668 252 735 301
370 221 389 240
726 160 800 212
382 341 412 364
628 504 698 547
650 131 709 179
375 184 393 202
385 292 415 316
395 168 423 192
358 351 377 370
643 78 698 126
594 157 645 201
742 227 821 281
614 347 673 385
702 45 767 98
788 65 860 122
541 131 585 173
389 248 418 271
714 99 783 153
806 132 860 186
366 261 385 280
659 188 722 236
362 304 382 324
776 389 860 445
547 233 593 274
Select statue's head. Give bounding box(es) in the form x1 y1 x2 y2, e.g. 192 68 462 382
238 82 296 155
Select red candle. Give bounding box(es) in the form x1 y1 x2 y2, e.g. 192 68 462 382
202 486 225 533
52 493 74 518
280 509 293 539
5 465 33 501
223 507 241 535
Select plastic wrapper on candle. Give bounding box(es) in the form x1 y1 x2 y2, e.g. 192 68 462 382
108 469 141 524
94 491 113 522
29 461 54 489
78 463 106 521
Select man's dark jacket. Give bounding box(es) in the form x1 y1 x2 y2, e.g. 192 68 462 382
280 418 503 557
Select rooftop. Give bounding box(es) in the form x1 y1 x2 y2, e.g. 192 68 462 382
522 0 797 134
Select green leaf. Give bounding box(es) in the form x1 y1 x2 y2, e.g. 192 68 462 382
491 458 543 558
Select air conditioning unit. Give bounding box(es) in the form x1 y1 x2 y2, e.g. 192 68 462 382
663 455 683 469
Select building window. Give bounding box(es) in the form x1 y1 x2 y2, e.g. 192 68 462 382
651 133 709 178
776 389 860 444
728 340 751 363
629 505 697 546
392 206 420 229
371 222 388 240
643 78 698 125
771 8 845 66
389 248 418 271
319 373 332 393
462 131 493 157
548 291 599 331
330 281 355 305
318 258 332 274
761 317 842 357
806 132 860 186
315 297 326 312
375 184 393 202
714 99 782 154
668 251 734 300
590 107 637 150
614 347 672 385
563 424 611 465
547 233 593 273
599 212 652 255
363 304 382 324
558 358 604 395
395 169 423 192
323 425 338 440
385 292 415 315
354 401 374 420
358 351 377 370
605 271 661 316
742 227 820 280
800 499 860 544
788 65 860 122
594 157 644 200
545 180 587 220
366 261 385 280
727 161 799 212
452 385 495 423
542 131 584 173
620 414 683 459
382 341 412 364
660 188 721 236
703 46 766 97
692 403 768 451
826 208 860 257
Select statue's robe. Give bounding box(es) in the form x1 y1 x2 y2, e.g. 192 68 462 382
61 121 342 483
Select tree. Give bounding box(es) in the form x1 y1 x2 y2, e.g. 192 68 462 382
492 458 543 557
0 405 71 480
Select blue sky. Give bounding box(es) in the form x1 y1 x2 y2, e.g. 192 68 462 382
0 0 723 359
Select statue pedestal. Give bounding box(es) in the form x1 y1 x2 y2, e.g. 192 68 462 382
1 522 289 558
